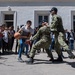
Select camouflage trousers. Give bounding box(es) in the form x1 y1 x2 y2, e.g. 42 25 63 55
55 32 75 57
58 32 69 50
29 39 53 59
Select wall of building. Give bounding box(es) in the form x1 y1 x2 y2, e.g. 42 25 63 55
0 2 75 31
0 0 75 2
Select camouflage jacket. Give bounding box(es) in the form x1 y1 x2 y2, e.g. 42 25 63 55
50 14 64 33
31 26 51 41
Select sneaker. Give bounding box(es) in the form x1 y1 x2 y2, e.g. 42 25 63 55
18 58 24 62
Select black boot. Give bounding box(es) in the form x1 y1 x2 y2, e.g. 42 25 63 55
26 54 30 58
55 55 63 62
67 50 75 59
27 57 34 64
49 58 54 62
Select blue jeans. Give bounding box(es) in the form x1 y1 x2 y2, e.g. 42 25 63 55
18 39 29 58
69 40 74 50
49 38 55 50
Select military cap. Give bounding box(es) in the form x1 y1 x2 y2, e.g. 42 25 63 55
50 7 58 12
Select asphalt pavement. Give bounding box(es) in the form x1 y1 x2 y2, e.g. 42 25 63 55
0 51 75 75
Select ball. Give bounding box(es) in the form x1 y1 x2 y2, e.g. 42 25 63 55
14 32 21 39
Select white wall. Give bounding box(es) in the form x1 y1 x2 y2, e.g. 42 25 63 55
0 0 75 2
0 5 75 31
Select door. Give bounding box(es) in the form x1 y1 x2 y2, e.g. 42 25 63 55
73 15 75 32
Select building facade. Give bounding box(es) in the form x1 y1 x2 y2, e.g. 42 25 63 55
0 0 75 32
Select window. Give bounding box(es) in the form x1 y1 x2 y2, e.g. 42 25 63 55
4 14 14 27
38 15 49 26
73 15 75 32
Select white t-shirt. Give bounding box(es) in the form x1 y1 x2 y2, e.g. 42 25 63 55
21 25 34 35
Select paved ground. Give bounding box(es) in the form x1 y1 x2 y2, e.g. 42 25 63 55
0 51 75 75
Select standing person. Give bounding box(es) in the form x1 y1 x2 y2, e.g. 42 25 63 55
0 26 4 53
33 27 39 44
2 25 9 53
69 29 74 50
64 29 70 45
0 26 2 49
0 26 2 54
0 25 5 53
15 26 20 54
8 26 15 52
18 20 34 62
11 26 15 51
49 7 75 60
0 26 2 52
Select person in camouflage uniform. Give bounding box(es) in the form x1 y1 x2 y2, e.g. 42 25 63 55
26 21 54 64
49 7 75 61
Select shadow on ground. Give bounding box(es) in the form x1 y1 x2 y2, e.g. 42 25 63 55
25 59 66 65
0 51 16 56
66 62 75 68
0 57 8 59
25 58 75 69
